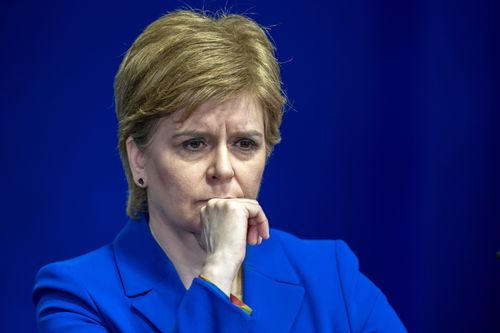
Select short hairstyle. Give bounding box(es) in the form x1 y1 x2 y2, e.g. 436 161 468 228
114 9 286 219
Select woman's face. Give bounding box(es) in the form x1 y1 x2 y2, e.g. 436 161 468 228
133 94 267 234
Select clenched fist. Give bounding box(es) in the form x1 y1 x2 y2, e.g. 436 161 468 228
199 198 269 296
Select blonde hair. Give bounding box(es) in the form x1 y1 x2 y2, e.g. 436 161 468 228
114 9 286 219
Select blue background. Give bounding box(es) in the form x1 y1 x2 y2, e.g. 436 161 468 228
1 0 499 331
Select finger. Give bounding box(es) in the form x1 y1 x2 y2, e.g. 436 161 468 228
246 206 269 239
199 205 207 220
207 198 258 206
238 200 269 240
229 198 259 205
258 221 270 240
247 224 259 245
205 198 269 239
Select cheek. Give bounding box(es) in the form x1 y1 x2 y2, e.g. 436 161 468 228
239 161 266 198
147 157 178 197
153 159 202 199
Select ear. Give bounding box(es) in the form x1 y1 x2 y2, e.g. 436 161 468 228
126 136 147 185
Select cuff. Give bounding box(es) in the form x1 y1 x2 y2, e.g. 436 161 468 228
198 274 253 315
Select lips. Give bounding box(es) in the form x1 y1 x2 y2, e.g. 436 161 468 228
199 197 228 202
197 196 239 203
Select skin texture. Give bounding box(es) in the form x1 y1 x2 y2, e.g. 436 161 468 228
126 94 270 296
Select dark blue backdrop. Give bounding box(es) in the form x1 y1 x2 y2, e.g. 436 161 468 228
1 0 498 332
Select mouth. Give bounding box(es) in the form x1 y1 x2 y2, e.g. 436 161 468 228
196 196 239 203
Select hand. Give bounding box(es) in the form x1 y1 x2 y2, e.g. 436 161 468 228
198 198 269 296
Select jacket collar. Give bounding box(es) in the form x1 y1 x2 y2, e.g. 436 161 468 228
113 216 304 332
243 234 305 332
113 215 184 297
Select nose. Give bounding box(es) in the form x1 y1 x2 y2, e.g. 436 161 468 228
207 144 235 182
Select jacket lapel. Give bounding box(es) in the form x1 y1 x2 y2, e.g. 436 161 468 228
113 217 185 332
113 218 305 332
244 238 305 333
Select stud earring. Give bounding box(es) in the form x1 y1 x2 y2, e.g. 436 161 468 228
138 178 145 186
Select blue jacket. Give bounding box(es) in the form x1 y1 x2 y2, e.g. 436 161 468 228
33 217 407 332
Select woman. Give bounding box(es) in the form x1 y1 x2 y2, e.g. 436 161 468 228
33 9 407 332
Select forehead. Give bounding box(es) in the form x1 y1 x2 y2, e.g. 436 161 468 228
173 94 264 132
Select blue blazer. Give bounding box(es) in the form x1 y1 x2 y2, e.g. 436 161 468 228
33 217 407 332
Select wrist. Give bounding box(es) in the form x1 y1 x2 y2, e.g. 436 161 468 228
200 266 232 297
201 256 241 297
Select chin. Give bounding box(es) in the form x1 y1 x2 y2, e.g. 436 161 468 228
190 225 203 236
185 216 203 234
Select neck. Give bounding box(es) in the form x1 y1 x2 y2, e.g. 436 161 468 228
148 211 206 289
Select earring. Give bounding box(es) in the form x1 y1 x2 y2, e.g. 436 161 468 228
138 178 145 187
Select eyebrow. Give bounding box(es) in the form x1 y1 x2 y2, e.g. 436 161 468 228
171 130 210 139
172 130 264 139
233 130 264 139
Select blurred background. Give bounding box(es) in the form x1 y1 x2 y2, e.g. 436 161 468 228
1 0 498 331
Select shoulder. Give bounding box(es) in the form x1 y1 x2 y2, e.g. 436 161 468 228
267 229 407 332
32 245 117 309
32 245 119 322
34 244 116 293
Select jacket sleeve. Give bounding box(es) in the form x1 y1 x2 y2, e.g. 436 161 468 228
33 263 253 333
334 240 408 333
173 278 253 332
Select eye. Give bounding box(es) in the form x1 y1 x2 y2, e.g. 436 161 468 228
182 138 207 151
235 138 258 151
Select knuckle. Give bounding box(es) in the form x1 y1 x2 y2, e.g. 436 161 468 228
224 200 241 213
207 198 218 206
